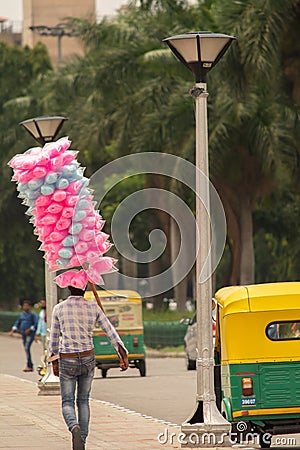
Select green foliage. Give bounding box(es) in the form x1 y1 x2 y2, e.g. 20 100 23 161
2 1 300 307
0 42 52 307
143 307 193 321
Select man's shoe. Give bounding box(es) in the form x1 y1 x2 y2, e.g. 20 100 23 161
71 425 84 450
23 367 33 372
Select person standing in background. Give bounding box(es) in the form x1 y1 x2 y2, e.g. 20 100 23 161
35 299 47 351
9 300 38 372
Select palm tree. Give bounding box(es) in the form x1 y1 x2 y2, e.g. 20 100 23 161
207 0 300 284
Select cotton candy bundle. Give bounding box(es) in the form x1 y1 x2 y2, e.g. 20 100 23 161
8 137 117 288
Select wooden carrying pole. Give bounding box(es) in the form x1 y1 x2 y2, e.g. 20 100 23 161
89 282 105 312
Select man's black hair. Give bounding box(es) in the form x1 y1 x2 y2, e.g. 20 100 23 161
68 286 86 297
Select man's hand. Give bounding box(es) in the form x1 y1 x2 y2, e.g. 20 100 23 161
52 360 59 377
24 328 31 336
9 330 14 336
35 334 40 343
118 343 129 371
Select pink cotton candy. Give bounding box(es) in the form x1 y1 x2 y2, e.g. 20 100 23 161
50 155 64 169
78 229 95 242
62 151 78 165
15 170 32 183
35 195 52 207
47 203 63 214
55 269 88 289
56 137 71 153
61 207 74 218
74 242 89 254
69 255 81 266
85 258 117 284
84 250 99 262
65 195 79 207
52 190 67 202
56 218 71 231
95 233 109 246
32 205 48 217
39 214 58 226
67 181 82 194
48 231 68 242
33 166 48 178
8 136 117 280
38 225 55 240
97 241 112 254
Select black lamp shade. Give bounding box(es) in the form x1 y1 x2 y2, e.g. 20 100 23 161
19 116 68 146
163 32 236 82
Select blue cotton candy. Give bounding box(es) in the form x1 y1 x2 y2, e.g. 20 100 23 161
41 185 54 196
28 178 44 190
58 248 73 259
74 210 86 222
56 258 70 268
28 189 40 199
78 199 90 209
62 165 77 174
69 223 82 235
72 171 84 180
56 178 70 189
45 172 59 184
17 182 28 192
62 236 77 247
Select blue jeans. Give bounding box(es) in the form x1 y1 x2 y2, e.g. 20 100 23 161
22 332 35 368
59 355 95 444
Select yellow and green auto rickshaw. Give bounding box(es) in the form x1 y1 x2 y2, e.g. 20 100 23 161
84 289 146 378
214 282 300 447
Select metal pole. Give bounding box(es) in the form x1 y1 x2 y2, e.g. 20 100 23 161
57 34 62 65
38 262 60 395
181 82 230 444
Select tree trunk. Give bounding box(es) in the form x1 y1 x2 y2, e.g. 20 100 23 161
214 182 241 285
239 197 255 284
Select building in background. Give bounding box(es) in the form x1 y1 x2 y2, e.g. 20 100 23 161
22 0 96 65
0 17 22 45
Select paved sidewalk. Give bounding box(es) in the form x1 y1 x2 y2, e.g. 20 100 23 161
0 373 183 450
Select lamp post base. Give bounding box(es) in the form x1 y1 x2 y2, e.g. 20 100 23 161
181 401 231 447
38 364 60 396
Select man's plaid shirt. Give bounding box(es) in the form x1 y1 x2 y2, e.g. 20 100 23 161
49 296 125 356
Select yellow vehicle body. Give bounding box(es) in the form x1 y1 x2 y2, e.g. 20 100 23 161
214 282 300 447
216 282 300 364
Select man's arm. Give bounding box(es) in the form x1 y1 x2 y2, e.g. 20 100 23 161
9 315 21 335
24 312 38 336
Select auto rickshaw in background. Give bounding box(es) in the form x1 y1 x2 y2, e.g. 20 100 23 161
84 289 146 378
214 282 300 447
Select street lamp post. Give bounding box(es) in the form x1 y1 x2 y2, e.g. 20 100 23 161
164 32 236 443
20 115 68 395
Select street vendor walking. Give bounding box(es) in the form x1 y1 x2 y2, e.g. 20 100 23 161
9 299 38 372
48 285 129 450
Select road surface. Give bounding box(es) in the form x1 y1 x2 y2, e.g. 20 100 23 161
0 333 196 424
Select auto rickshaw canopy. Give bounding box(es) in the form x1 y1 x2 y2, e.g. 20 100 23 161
84 289 143 331
214 282 300 364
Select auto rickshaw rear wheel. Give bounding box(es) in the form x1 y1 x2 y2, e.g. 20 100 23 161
138 359 146 377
